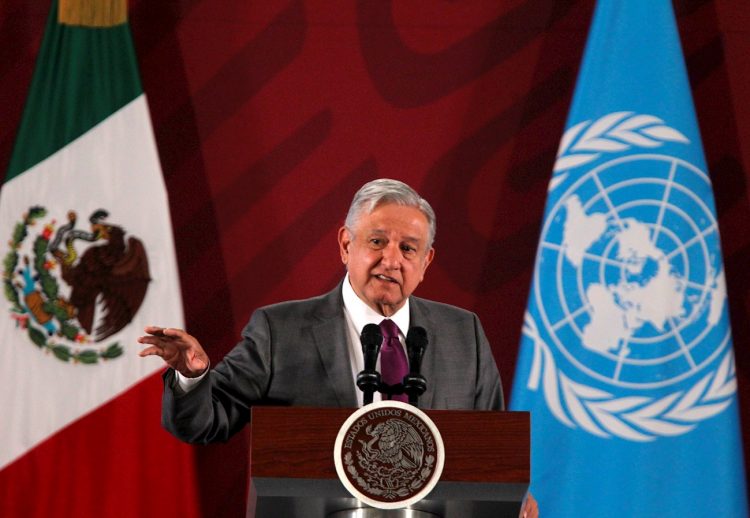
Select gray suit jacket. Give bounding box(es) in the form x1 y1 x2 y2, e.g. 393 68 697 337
162 283 503 444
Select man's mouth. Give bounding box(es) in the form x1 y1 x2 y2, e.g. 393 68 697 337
374 274 398 284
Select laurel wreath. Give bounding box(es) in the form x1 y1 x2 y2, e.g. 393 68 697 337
549 111 689 191
343 451 433 500
527 112 736 440
3 207 123 364
523 312 736 442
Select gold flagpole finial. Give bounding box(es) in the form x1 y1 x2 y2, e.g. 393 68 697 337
58 0 127 28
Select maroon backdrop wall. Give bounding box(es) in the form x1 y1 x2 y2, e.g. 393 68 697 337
2 1 748 516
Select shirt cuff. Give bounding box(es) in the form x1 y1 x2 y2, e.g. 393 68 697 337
175 367 209 393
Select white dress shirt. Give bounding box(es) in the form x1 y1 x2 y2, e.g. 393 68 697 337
341 273 409 406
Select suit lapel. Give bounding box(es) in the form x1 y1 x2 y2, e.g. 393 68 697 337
310 285 358 408
409 297 437 409
308 287 441 409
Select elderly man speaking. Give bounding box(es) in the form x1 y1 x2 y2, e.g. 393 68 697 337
138 178 537 517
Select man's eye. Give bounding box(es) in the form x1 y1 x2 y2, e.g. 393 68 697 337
401 245 416 254
370 239 382 246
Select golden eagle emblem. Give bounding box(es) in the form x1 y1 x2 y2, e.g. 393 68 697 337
360 419 425 470
3 206 151 363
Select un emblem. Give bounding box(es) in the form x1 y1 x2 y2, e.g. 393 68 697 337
524 112 737 441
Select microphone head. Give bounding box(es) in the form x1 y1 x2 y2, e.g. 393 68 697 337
360 323 383 372
360 323 383 349
405 326 428 378
406 326 428 349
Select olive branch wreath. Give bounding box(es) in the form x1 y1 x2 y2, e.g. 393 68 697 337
549 111 689 191
343 450 434 499
3 207 122 364
526 112 737 441
524 314 736 441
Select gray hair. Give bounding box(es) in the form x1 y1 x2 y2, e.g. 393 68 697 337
345 178 436 248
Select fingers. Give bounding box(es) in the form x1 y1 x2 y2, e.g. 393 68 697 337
138 326 181 359
138 345 164 358
143 325 186 337
162 327 186 338
520 493 539 518
138 325 209 377
139 326 190 347
143 325 166 336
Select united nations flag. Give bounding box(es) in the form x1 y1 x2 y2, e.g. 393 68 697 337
510 1 749 516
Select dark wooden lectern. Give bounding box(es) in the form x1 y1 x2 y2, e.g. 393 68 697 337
248 407 530 518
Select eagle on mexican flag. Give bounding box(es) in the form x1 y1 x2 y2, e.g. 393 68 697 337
0 1 199 515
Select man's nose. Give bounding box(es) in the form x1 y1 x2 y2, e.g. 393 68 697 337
380 242 402 269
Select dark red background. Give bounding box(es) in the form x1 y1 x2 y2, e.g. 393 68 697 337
2 1 748 516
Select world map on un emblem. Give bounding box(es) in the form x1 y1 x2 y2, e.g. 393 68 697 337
535 154 730 390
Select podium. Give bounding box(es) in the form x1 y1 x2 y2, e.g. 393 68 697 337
247 407 530 518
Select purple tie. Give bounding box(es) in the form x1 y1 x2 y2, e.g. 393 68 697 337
379 319 408 402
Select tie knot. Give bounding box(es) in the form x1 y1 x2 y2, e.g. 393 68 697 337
379 319 400 340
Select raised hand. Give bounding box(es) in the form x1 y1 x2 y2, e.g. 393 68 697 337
138 326 209 378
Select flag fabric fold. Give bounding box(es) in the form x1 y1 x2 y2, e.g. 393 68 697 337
0 1 198 516
510 1 749 516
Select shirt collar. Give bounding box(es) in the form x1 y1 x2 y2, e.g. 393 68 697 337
342 273 410 336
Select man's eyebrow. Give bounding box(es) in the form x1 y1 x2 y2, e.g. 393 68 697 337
365 229 423 244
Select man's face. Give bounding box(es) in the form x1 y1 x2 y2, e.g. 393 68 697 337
338 203 435 316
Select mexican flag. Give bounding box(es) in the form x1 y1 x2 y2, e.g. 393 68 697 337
0 1 199 516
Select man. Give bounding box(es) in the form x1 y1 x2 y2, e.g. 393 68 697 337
139 179 537 516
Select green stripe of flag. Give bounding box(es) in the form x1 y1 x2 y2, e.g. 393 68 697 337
6 0 142 182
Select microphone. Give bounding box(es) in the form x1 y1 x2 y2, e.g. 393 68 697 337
356 323 382 405
403 326 428 407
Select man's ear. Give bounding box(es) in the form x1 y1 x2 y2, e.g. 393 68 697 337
337 226 351 265
420 247 435 281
